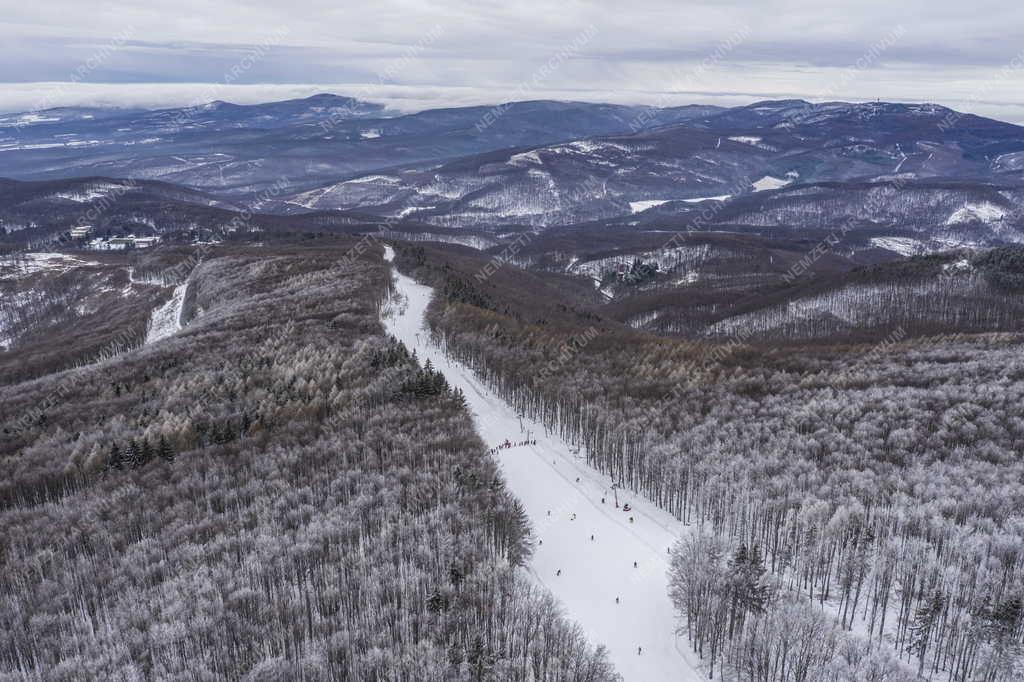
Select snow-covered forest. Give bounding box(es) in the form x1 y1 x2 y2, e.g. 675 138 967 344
397 243 1024 681
5 76 1024 682
0 240 618 680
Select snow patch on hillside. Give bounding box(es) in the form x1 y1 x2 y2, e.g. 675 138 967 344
389 231 500 250
508 150 544 167
285 186 332 209
344 174 400 185
943 258 973 274
49 182 129 203
630 199 671 213
396 204 436 218
0 252 98 280
682 194 732 203
869 237 925 257
993 151 1024 171
752 175 793 192
571 245 716 281
628 311 661 329
145 283 188 344
0 112 62 127
946 202 1007 225
630 195 731 213
560 140 637 155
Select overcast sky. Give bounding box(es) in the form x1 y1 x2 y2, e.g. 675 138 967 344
2 0 1024 121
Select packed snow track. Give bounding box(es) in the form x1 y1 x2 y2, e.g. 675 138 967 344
381 246 703 681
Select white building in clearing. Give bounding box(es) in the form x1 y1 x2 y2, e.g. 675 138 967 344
87 235 160 251
69 226 94 239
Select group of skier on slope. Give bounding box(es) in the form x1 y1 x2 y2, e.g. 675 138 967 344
500 438 649 655
544 507 646 655
488 438 536 455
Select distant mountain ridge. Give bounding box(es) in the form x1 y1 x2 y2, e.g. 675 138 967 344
274 99 1024 236
0 95 723 194
2 95 1023 256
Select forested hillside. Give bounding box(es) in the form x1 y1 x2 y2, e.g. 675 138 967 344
0 239 618 681
395 243 1024 681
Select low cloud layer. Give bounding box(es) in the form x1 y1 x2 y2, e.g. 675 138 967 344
1 0 1023 122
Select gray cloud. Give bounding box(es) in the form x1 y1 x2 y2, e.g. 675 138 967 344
1 0 1023 122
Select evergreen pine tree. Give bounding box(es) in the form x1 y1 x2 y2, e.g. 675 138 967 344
107 442 122 470
467 635 491 681
158 435 175 463
126 439 141 468
426 590 448 613
908 589 945 676
139 439 153 466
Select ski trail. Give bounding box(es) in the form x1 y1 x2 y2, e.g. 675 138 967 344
381 246 703 682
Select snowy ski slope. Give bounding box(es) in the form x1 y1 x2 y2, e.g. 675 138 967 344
381 246 703 681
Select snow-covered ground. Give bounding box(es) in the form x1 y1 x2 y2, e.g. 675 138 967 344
145 282 188 344
682 194 732 203
751 175 792 192
630 195 732 213
128 266 172 287
48 182 128 202
388 231 500 250
570 244 715 282
381 246 702 682
0 252 98 280
869 236 925 256
629 199 671 213
946 201 1007 225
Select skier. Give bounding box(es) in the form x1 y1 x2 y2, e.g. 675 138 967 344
629 516 634 523
575 477 580 483
547 510 551 516
570 513 576 521
556 569 562 576
601 497 605 504
615 597 620 604
590 534 594 541
633 561 638 568
638 646 642 656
